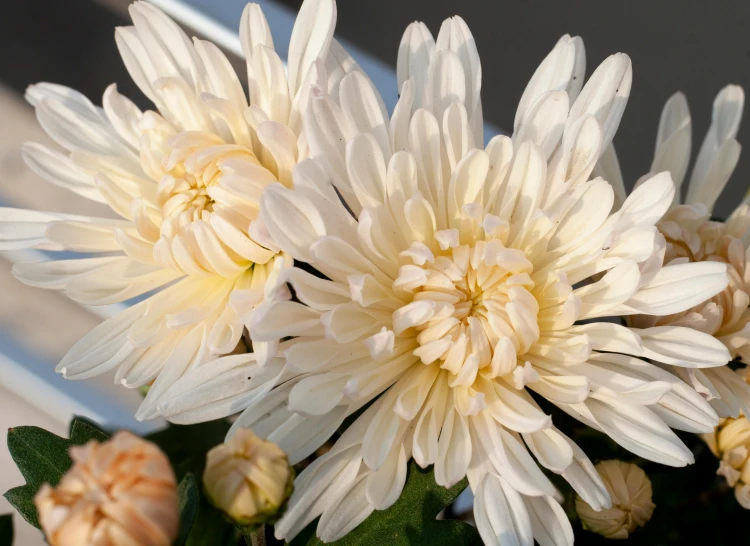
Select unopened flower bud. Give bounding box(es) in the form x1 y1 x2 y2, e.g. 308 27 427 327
704 416 750 508
575 460 655 539
34 431 179 546
203 428 293 526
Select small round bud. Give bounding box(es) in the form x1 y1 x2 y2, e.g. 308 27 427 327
704 416 750 508
34 431 179 546
203 428 293 526
575 460 655 539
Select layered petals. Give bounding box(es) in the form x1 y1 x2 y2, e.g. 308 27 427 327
1 0 345 419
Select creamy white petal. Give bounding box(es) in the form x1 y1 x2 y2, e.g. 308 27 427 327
558 430 611 510
21 142 105 203
566 52 632 155
686 85 744 210
286 0 336 96
620 261 728 316
474 473 533 546
397 22 436 110
651 91 692 198
635 326 731 368
514 90 569 160
585 395 694 466
593 143 626 208
340 71 391 161
523 494 574 546
514 34 582 133
157 354 281 423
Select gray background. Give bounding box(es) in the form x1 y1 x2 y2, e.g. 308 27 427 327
2 0 750 216
283 0 750 218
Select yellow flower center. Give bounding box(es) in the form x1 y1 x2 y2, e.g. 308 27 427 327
394 233 541 388
155 132 262 235
133 117 282 278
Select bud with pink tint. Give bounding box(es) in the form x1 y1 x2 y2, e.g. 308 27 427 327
34 431 179 546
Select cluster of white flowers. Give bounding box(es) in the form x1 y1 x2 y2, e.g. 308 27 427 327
3 0 750 544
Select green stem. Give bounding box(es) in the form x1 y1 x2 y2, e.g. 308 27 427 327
242 525 266 546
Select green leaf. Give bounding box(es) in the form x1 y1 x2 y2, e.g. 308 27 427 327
69 417 110 445
6 427 72 488
299 462 481 546
3 485 38 529
185 497 239 546
0 513 13 546
176 473 200 546
5 418 112 531
146 420 231 481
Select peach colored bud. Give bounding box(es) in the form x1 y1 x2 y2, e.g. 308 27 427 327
203 428 293 526
703 416 750 508
34 431 178 546
575 460 655 539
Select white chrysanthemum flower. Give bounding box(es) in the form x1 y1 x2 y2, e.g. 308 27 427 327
160 21 731 545
0 0 361 419
608 86 750 418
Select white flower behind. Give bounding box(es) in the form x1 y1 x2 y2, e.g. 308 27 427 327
160 20 731 546
0 0 358 419
607 85 750 419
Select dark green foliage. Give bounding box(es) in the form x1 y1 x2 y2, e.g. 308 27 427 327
146 421 238 545
69 416 111 444
3 416 236 543
3 425 75 529
176 473 200 546
293 462 481 546
6 426 73 488
3 417 111 529
0 514 12 546
185 497 240 546
3 485 38 529
6 409 749 546
146 420 232 482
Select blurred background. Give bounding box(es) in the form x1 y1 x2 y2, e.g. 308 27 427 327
1 0 750 543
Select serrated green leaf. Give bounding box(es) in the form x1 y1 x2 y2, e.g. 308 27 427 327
5 425 73 532
0 513 13 546
7 427 72 488
3 485 38 529
176 473 199 546
5 419 111 532
69 417 110 445
299 462 481 546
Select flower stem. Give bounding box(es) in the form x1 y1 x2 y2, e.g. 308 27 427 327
242 525 266 546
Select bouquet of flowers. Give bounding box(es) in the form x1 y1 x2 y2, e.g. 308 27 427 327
2 1 750 544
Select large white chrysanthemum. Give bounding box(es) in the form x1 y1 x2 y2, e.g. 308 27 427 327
605 86 750 419
0 0 356 419
160 20 732 545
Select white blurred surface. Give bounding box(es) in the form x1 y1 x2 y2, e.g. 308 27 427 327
0 386 66 546
0 83 159 541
